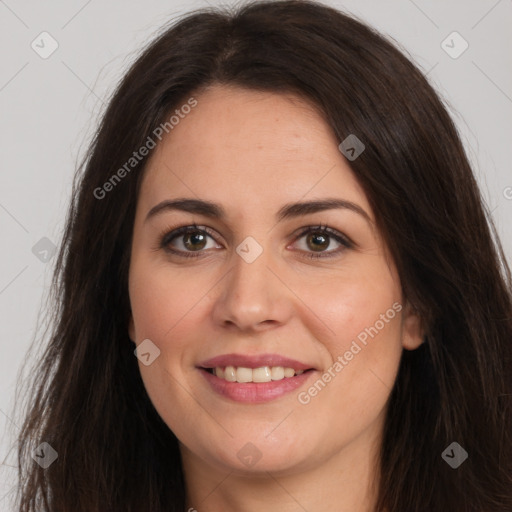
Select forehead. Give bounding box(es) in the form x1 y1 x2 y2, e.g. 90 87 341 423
138 85 372 221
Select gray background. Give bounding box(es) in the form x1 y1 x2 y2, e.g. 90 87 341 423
1 0 511 508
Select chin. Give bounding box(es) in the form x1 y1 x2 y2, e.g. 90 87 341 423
195 434 320 476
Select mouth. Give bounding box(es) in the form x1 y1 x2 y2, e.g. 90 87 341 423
197 353 318 403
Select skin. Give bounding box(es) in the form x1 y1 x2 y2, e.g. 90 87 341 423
128 84 423 512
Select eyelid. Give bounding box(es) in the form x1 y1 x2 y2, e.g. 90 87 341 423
154 223 221 253
292 224 353 246
156 223 353 258
289 224 353 259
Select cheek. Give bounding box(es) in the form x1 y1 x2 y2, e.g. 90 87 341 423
293 260 402 353
128 261 209 431
292 259 403 405
129 259 211 344
295 284 403 452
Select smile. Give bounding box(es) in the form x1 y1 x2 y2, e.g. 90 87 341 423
197 353 318 403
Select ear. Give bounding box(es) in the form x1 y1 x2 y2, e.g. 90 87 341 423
128 315 136 344
401 300 424 350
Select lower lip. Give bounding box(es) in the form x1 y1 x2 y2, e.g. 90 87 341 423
199 369 315 403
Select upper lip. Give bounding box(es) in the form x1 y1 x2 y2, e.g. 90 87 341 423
198 353 316 370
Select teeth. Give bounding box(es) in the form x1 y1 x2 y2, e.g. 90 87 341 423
252 366 272 382
271 366 284 380
210 365 307 383
223 366 236 382
284 367 295 378
236 367 253 383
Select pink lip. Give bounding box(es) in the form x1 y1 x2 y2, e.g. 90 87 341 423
199 368 315 403
198 353 315 370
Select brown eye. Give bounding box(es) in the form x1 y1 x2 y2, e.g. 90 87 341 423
159 224 352 260
182 231 208 251
292 225 352 260
305 232 330 252
160 225 220 257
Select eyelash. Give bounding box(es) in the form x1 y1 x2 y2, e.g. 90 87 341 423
156 223 353 260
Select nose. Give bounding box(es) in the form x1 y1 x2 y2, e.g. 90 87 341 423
211 240 294 333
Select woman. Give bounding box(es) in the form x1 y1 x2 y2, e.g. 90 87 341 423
15 0 512 510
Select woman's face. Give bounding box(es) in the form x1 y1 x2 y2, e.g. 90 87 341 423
128 85 423 476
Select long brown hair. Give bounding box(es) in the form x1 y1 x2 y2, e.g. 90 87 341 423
14 1 512 510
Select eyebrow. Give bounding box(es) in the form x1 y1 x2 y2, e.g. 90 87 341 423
145 197 372 225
